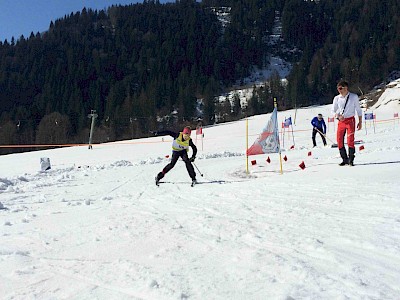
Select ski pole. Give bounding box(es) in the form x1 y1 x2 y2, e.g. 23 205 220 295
193 162 203 177
314 127 336 145
316 127 356 142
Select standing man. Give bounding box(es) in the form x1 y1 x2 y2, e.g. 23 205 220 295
311 113 327 147
331 80 362 166
154 126 197 186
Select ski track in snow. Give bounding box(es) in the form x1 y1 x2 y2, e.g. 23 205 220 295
1 103 400 299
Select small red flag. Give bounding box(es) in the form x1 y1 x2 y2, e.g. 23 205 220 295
359 145 365 151
308 151 312 156
290 145 295 149
266 156 271 163
251 160 257 165
299 161 306 170
283 155 287 161
165 155 170 158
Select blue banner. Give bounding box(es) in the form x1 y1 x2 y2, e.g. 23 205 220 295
364 113 374 120
284 117 292 126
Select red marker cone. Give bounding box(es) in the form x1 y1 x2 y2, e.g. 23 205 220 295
299 161 306 170
359 145 365 151
251 160 257 165
308 151 312 156
266 156 271 163
283 155 287 161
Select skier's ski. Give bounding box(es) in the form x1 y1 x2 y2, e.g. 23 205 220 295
157 180 228 186
156 181 196 187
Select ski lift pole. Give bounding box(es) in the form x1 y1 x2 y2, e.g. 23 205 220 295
87 110 98 149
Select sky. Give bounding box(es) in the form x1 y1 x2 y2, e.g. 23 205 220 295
1 79 399 299
0 0 173 42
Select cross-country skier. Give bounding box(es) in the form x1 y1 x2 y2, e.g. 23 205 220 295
154 126 197 185
311 113 327 147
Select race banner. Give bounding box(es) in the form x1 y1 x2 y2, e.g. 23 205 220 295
247 107 280 155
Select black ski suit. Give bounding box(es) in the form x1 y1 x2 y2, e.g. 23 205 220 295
156 130 197 181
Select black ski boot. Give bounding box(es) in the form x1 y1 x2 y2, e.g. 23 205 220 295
191 178 197 187
339 147 349 166
155 172 164 186
348 147 355 166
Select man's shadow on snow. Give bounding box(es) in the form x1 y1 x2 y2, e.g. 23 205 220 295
304 160 400 169
306 160 400 168
252 160 400 174
354 160 400 166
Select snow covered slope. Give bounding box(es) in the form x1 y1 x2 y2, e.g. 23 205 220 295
1 86 399 299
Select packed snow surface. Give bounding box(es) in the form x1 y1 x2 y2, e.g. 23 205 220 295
1 83 400 299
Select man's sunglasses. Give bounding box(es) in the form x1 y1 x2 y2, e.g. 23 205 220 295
337 86 346 90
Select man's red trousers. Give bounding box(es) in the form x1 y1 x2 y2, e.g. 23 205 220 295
337 117 355 148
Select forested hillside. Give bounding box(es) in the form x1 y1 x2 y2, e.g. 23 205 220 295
284 0 400 106
0 0 399 154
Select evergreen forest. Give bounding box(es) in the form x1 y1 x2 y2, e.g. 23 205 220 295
0 0 399 154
